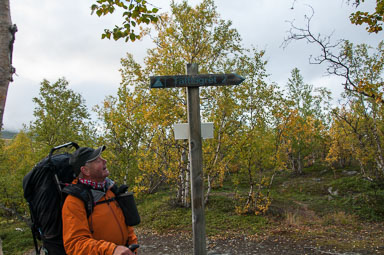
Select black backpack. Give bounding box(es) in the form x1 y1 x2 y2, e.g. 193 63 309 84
23 142 79 255
23 142 141 255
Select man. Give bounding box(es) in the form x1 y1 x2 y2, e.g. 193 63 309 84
62 145 138 255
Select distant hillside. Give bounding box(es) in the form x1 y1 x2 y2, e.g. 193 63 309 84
1 130 17 139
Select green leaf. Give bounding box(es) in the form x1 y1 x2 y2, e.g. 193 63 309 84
130 33 136 41
132 10 139 18
114 30 123 40
96 9 103 17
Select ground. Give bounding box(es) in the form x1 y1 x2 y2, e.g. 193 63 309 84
21 225 384 255
135 228 384 255
19 202 384 255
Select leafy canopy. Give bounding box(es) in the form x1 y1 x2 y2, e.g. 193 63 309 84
91 0 159 42
28 78 95 147
349 0 384 33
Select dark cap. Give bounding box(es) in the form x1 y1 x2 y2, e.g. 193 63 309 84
70 145 106 176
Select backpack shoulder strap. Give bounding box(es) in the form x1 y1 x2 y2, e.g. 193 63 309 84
62 183 129 217
91 184 124 205
110 184 128 196
62 183 94 218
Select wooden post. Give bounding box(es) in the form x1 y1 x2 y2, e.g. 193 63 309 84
186 63 207 255
150 63 244 255
0 237 3 255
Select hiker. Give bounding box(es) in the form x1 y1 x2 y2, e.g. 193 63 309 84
62 145 138 255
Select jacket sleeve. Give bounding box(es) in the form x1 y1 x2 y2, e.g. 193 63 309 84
62 195 117 255
127 225 138 245
127 226 139 254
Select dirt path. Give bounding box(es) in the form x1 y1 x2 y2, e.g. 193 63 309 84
21 228 383 255
135 229 379 255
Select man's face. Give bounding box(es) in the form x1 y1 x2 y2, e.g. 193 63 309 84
84 156 109 182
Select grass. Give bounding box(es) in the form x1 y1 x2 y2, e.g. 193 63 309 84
1 164 384 254
133 187 270 240
205 195 268 236
0 219 35 255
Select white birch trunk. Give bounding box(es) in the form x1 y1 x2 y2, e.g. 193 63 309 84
372 116 384 174
0 0 14 129
184 151 190 207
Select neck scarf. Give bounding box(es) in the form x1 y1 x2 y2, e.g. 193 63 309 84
78 178 106 190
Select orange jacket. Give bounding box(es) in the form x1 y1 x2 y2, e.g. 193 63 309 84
62 185 138 254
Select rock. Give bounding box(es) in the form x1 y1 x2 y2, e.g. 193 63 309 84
343 170 358 176
328 187 338 196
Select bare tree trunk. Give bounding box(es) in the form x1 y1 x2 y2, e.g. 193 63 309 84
177 150 184 203
351 143 366 176
372 116 384 175
177 167 183 202
184 151 190 207
124 167 128 185
178 148 190 207
244 162 254 212
0 0 16 129
204 119 224 205
311 151 316 166
289 153 296 172
204 175 211 205
245 183 254 212
297 151 303 175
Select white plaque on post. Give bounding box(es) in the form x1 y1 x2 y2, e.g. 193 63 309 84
174 123 214 140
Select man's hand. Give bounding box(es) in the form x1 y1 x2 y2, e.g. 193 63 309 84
113 245 134 255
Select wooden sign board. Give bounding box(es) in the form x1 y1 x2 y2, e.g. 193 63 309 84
150 73 245 88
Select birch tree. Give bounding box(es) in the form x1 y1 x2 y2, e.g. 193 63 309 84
0 0 16 130
28 78 95 148
283 68 331 174
327 42 384 179
98 0 244 205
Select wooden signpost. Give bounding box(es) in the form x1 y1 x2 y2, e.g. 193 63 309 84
150 63 244 255
150 73 245 88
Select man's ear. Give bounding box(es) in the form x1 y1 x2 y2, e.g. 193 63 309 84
80 165 90 177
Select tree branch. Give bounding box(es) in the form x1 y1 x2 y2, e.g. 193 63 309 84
282 6 384 104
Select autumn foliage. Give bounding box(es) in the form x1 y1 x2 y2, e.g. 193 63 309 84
1 0 384 222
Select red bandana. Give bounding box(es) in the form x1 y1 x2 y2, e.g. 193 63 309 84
79 178 106 190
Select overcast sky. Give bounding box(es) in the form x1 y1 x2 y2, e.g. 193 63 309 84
4 0 381 131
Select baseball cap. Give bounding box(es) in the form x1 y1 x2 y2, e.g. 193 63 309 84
70 145 106 176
